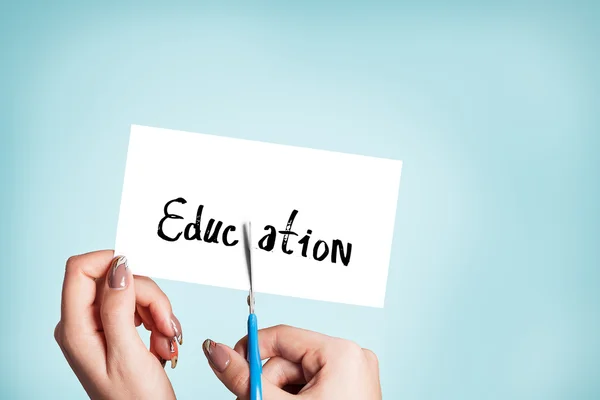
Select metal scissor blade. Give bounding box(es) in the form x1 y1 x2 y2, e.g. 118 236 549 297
243 221 255 314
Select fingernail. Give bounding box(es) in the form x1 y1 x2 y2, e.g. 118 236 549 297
171 314 183 345
170 339 179 369
108 256 129 289
203 339 230 373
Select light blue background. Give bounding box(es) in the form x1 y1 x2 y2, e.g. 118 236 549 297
1 1 599 399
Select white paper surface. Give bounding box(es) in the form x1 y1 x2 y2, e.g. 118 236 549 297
115 125 402 308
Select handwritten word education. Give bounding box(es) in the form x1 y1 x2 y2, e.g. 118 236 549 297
157 198 353 266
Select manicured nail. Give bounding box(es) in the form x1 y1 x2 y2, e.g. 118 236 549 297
203 339 230 372
108 256 129 289
170 339 179 369
171 314 183 345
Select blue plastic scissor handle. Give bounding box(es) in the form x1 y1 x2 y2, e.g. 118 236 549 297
247 313 262 400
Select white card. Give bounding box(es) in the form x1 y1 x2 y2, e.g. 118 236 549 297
115 125 402 308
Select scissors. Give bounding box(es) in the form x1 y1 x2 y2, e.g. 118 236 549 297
245 222 263 400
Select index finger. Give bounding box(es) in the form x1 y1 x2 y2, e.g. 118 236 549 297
61 250 114 330
234 324 330 364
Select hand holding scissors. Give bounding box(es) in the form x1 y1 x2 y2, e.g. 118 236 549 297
202 224 381 400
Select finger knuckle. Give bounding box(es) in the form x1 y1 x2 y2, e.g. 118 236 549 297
362 348 379 365
271 324 295 339
65 255 81 275
273 323 290 331
148 299 173 327
157 293 172 310
306 346 328 366
60 329 85 354
339 339 363 356
54 323 63 345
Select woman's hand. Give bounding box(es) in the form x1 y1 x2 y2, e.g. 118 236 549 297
54 250 183 400
202 324 381 400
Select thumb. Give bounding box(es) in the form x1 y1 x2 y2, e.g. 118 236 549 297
101 256 143 360
202 339 291 400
